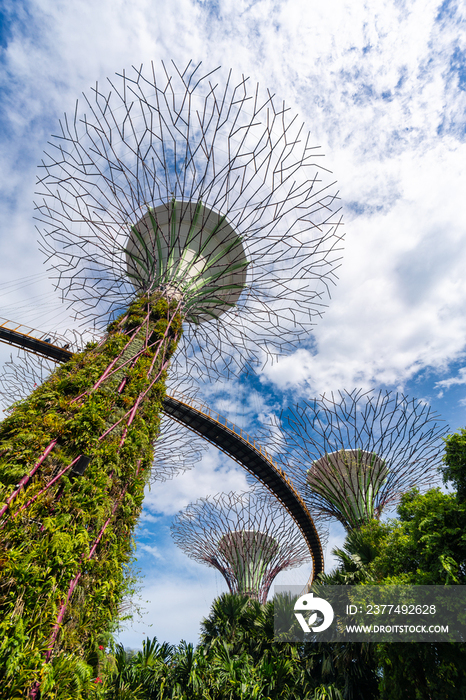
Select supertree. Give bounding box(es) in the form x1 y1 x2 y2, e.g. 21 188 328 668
0 60 343 689
264 389 447 531
171 487 312 603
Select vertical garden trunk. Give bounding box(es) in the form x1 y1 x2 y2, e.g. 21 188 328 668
0 293 182 693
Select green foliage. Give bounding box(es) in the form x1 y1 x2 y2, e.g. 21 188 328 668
319 526 385 586
363 488 466 585
369 487 466 698
376 642 466 700
322 482 466 699
0 293 182 698
99 595 345 700
443 427 466 501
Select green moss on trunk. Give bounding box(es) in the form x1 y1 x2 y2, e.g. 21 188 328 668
0 293 182 695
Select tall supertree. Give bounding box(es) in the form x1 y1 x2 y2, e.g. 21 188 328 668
0 60 343 690
171 487 312 603
265 389 447 531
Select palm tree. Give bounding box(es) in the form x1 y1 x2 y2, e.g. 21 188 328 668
200 594 257 651
103 643 144 699
103 637 174 699
318 529 380 586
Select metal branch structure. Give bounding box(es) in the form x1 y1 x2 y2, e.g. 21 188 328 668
0 61 343 689
36 60 344 379
265 389 447 531
0 331 89 406
171 487 311 603
149 416 206 483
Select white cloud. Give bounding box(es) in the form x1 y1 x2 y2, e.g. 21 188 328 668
138 544 164 561
261 142 466 396
435 367 466 391
116 564 225 647
143 447 250 517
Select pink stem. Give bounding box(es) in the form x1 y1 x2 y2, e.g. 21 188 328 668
116 348 145 395
90 312 150 393
117 377 127 393
45 460 142 662
45 574 83 662
117 354 172 449
10 455 81 521
98 331 176 443
90 329 168 388
70 298 181 407
108 300 182 393
70 316 150 406
29 681 41 699
0 440 57 519
70 331 155 405
145 311 151 350
147 337 165 376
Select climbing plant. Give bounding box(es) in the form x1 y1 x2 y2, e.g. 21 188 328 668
0 292 182 697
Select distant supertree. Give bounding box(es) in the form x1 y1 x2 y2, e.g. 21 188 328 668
0 60 343 689
171 487 312 603
265 389 447 531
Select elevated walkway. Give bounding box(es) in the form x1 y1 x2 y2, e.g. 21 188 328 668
0 318 73 363
163 394 323 577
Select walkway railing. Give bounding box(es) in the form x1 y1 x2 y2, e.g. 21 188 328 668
0 318 73 363
167 391 310 504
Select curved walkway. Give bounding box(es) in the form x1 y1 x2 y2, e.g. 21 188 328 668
0 317 72 363
0 323 324 578
163 394 323 577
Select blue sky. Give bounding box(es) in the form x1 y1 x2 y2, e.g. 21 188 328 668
0 0 466 647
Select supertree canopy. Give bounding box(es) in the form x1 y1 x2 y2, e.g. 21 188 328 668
171 487 311 604
265 389 447 531
37 60 344 378
0 60 343 693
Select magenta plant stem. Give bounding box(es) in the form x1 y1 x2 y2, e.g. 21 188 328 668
9 455 82 521
99 332 177 444
29 681 40 700
90 311 151 392
0 439 57 519
44 461 142 663
89 296 183 394
72 317 167 402
45 498 123 662
69 313 150 407
117 355 173 449
117 377 128 393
